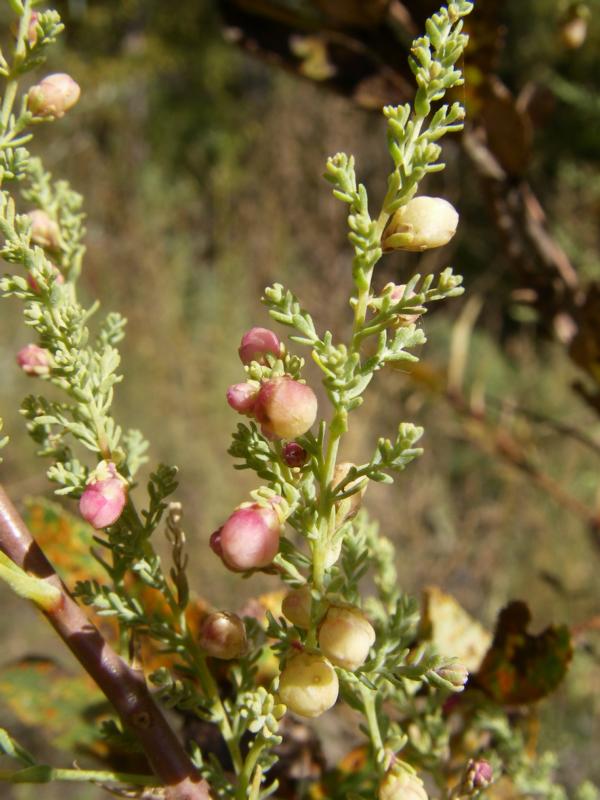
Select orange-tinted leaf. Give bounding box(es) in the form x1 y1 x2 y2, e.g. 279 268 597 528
473 601 573 704
0 657 110 755
24 498 105 586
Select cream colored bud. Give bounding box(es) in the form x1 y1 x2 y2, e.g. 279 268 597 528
282 586 312 629
278 653 339 718
199 612 248 659
27 210 60 250
382 196 458 252
333 462 367 526
318 606 375 671
28 73 81 118
379 769 428 800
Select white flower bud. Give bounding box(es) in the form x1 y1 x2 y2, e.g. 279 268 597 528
318 606 375 671
379 769 428 800
278 653 339 718
382 196 458 252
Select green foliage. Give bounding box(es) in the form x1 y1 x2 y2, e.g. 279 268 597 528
0 1 594 798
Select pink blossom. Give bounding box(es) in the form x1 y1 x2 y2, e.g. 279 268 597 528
238 327 281 365
79 462 127 529
16 344 50 376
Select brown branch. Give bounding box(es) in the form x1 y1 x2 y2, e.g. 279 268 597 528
0 483 212 800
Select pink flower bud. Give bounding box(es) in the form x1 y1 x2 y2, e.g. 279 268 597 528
79 461 127 529
209 528 223 557
226 382 259 415
254 377 318 440
28 73 81 119
278 653 339 718
466 759 493 790
282 586 312 629
218 504 281 571
27 12 40 46
282 442 308 468
16 344 50 376
27 210 60 250
238 327 281 365
318 606 376 671
199 612 248 659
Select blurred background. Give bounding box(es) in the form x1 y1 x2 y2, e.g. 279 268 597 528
0 0 599 797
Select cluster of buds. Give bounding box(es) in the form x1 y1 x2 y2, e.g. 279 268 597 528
27 73 80 119
227 328 318 440
279 598 376 718
382 196 458 253
199 611 248 660
211 500 282 572
79 461 128 530
16 343 51 376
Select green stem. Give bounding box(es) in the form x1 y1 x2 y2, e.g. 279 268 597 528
360 683 385 769
0 766 157 786
236 737 266 800
0 0 31 133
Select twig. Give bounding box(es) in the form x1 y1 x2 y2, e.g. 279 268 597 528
0 483 212 800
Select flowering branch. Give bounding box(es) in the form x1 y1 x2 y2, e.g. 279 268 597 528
0 483 211 800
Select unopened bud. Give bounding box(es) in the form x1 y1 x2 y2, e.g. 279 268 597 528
254 377 318 440
16 344 50 376
379 769 428 800
318 606 375 671
218 504 281 571
333 462 367 525
278 653 339 718
199 611 248 659
282 442 308 468
27 264 64 294
226 382 258 415
79 461 128 530
388 284 422 326
282 586 312 629
28 73 81 119
27 210 60 250
466 759 493 790
435 659 469 691
382 196 458 252
238 327 282 365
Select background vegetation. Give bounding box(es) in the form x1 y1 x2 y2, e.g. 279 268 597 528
0 1 598 797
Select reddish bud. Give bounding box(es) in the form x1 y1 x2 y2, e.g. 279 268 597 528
209 528 223 557
226 382 258 414
28 73 81 119
282 442 308 468
199 612 248 659
254 377 318 440
79 461 127 530
238 327 281 365
27 210 60 250
218 504 281 571
467 759 493 790
16 344 50 376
